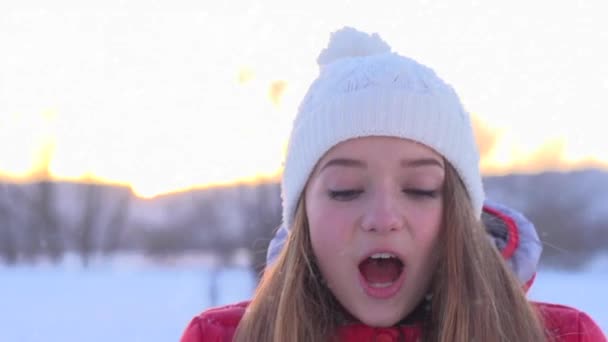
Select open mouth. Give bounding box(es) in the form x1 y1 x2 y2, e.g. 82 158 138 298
358 252 405 290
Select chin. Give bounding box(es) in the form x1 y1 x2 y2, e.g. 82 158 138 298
355 308 403 327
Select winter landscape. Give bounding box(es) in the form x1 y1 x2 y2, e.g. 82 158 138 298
1 170 607 342
2 2 608 341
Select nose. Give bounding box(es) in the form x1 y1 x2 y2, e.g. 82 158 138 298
360 189 404 234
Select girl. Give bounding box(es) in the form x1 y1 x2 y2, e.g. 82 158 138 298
181 27 606 341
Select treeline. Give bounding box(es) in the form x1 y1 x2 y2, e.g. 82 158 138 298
0 181 281 276
0 169 607 271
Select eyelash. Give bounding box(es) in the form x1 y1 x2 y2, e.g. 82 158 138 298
328 189 363 201
328 189 439 201
404 189 439 198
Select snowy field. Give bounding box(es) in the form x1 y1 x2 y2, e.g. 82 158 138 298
2 255 606 342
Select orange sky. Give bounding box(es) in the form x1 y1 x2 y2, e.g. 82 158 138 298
1 1 607 197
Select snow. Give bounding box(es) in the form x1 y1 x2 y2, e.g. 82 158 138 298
1 257 255 342
529 266 608 332
1 255 606 341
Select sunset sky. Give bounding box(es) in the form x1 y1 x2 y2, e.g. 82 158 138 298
1 0 607 197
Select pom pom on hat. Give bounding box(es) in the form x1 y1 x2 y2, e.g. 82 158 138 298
317 26 391 66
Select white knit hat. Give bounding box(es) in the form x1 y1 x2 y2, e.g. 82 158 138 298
281 27 484 230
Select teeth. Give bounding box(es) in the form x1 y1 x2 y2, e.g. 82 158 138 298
369 282 394 288
370 253 396 259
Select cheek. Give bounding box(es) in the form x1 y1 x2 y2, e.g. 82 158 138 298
411 198 442 236
308 207 353 254
408 202 443 261
306 197 358 266
418 213 442 245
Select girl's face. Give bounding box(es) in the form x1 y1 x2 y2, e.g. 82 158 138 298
304 136 444 327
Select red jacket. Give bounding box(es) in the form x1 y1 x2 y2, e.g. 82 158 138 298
180 300 605 342
181 202 606 341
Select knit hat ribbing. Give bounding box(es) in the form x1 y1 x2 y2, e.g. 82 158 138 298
281 27 484 230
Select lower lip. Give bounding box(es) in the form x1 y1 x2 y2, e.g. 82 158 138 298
358 267 407 299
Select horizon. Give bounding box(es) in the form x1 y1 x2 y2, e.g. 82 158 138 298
2 166 606 200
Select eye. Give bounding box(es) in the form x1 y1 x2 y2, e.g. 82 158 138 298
403 189 439 199
328 189 363 201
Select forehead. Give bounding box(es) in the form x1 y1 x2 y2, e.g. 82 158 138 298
319 136 443 163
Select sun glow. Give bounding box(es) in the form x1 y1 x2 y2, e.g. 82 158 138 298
1 3 607 196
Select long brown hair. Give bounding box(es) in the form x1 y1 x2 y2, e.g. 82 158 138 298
234 164 547 341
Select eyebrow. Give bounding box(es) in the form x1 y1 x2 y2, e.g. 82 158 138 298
401 158 444 169
319 158 366 172
319 157 444 172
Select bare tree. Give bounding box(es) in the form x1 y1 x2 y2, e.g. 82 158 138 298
239 182 281 281
22 142 66 262
527 199 590 269
19 180 65 263
101 187 132 255
73 183 134 265
153 190 231 306
74 183 102 266
0 184 18 264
